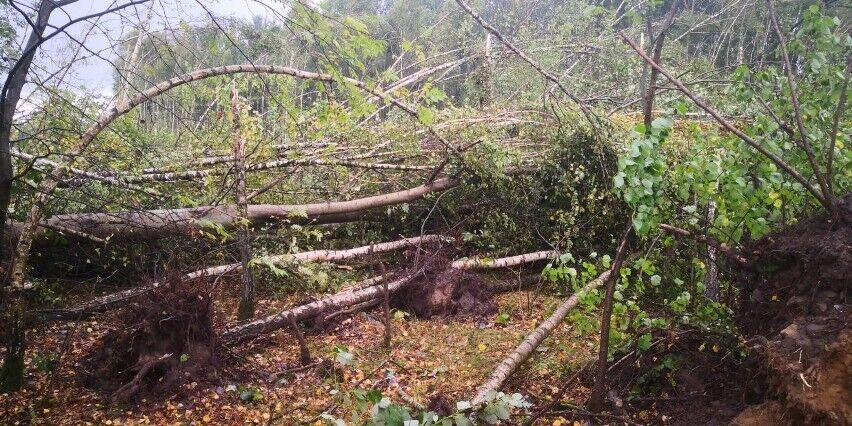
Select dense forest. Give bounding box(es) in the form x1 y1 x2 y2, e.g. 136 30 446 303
0 0 849 424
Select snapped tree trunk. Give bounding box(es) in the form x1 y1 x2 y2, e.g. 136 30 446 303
231 86 256 320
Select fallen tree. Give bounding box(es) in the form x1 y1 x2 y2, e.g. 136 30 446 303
7 178 459 241
469 265 614 407
60 157 433 185
451 250 558 269
37 235 442 322
220 250 557 344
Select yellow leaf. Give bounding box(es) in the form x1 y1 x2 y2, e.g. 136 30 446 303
478 343 488 352
712 344 720 353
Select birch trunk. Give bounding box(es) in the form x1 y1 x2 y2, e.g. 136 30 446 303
231 86 256 320
37 235 442 322
470 267 614 407
6 178 459 241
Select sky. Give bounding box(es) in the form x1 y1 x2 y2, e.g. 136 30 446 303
16 0 291 105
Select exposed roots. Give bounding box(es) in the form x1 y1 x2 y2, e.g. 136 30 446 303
391 251 495 318
731 196 852 424
79 274 220 403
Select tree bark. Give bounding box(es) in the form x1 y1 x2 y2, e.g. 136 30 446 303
703 201 720 301
231 86 255 320
5 177 459 242
0 0 79 395
37 235 442 322
587 226 633 412
450 250 557 270
469 264 616 407
0 1 74 255
643 2 678 129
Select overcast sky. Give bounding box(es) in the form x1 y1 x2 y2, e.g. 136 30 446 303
18 0 290 103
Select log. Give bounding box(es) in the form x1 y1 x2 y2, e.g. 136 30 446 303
220 250 560 344
469 266 614 407
37 235 441 322
7 178 459 241
37 246 549 326
220 274 418 344
64 158 433 185
451 250 557 269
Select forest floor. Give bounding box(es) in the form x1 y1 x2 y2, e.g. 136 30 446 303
2 208 849 425
0 285 615 425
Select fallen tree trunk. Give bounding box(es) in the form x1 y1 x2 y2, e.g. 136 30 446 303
451 250 557 269
63 157 433 185
220 250 558 344
220 274 418 344
7 178 459 241
37 235 441 322
469 266 614 407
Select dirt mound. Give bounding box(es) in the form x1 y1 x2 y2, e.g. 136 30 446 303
737 195 851 336
602 330 752 425
80 274 220 402
730 401 795 426
732 196 852 424
391 252 496 318
750 322 852 424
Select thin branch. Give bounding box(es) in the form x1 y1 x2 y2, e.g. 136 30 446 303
826 61 850 197
452 0 596 126
766 0 834 213
619 31 830 211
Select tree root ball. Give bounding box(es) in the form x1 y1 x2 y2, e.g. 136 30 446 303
79 274 220 403
392 251 496 318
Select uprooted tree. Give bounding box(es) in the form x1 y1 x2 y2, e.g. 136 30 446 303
0 0 849 424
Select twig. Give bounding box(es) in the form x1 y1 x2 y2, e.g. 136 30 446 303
658 223 747 264
274 360 321 378
523 363 590 425
379 261 392 351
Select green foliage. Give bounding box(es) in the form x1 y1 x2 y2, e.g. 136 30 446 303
614 117 671 235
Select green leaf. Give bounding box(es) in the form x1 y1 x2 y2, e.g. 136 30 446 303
637 334 653 351
417 106 435 125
